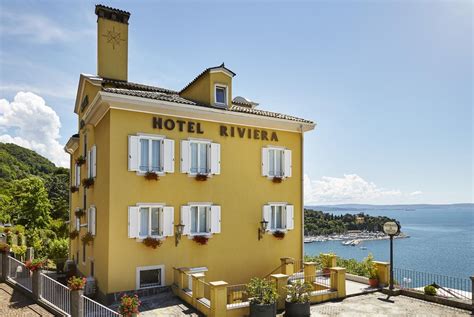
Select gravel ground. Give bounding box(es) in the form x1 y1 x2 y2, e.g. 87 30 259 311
0 283 53 317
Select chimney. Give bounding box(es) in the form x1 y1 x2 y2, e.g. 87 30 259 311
95 5 131 81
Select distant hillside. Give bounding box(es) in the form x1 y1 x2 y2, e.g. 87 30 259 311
0 142 69 220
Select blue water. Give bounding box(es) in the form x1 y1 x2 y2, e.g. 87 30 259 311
304 206 474 279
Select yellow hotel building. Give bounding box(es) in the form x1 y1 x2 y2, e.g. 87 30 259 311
64 5 315 303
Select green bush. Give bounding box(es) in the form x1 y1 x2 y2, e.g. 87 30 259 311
284 280 312 303
48 238 68 261
246 278 278 305
424 285 437 296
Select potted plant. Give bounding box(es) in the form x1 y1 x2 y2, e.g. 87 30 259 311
424 284 437 296
69 230 79 239
363 254 379 288
25 258 46 272
144 171 159 181
272 230 285 239
246 277 278 317
75 208 85 218
82 177 95 188
81 232 94 245
272 176 283 183
70 185 79 193
320 253 335 277
0 242 10 253
195 173 208 181
192 235 209 245
76 155 86 166
142 237 162 249
284 280 312 317
119 294 141 317
68 276 87 290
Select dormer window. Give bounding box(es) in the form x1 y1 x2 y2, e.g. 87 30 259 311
215 85 227 106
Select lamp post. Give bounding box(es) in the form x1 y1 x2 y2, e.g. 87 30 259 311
383 221 400 292
175 223 185 246
258 220 269 240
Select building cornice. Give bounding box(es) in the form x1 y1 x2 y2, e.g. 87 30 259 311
83 91 316 133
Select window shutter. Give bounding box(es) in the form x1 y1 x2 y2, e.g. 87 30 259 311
261 148 269 176
75 164 81 187
87 150 91 178
163 139 175 173
284 149 292 178
128 206 140 238
210 143 221 175
92 145 97 178
76 217 80 231
128 136 140 171
210 205 221 234
162 207 174 237
181 206 191 235
180 140 190 173
262 205 271 230
286 205 294 230
88 206 96 235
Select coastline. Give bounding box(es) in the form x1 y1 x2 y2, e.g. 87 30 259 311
304 231 409 245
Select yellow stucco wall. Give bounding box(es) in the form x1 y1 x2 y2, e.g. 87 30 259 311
102 108 303 293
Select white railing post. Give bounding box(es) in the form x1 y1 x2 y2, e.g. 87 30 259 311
32 269 42 300
71 289 84 317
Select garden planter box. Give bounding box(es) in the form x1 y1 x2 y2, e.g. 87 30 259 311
285 301 310 317
249 303 276 317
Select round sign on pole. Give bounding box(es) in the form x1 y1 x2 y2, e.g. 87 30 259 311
383 221 400 236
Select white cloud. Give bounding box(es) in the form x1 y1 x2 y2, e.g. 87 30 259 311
0 10 94 44
0 92 68 167
409 191 423 196
304 174 422 205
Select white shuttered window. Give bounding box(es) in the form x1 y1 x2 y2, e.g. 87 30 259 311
128 205 174 239
88 206 96 235
181 204 221 235
262 147 292 178
128 135 174 174
262 203 294 231
181 140 220 175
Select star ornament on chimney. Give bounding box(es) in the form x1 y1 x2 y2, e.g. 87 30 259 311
102 26 125 50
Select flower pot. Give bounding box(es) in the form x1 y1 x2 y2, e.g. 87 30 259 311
368 278 379 288
249 302 277 317
323 268 331 277
285 301 310 317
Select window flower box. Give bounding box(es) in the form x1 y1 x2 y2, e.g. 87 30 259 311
75 208 85 218
82 177 94 188
142 237 162 249
76 155 86 166
81 232 94 245
70 186 79 193
192 235 209 245
272 176 283 183
144 171 159 181
68 276 87 290
195 174 208 181
272 230 285 239
25 258 46 272
69 230 79 239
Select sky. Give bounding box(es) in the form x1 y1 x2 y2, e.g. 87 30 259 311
0 0 472 205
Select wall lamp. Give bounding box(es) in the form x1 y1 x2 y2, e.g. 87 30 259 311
175 223 185 246
258 220 269 240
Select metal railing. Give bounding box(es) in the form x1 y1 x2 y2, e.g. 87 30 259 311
83 295 120 317
8 256 32 291
263 264 283 280
40 272 71 315
226 284 249 309
294 259 305 273
394 268 472 301
289 271 331 292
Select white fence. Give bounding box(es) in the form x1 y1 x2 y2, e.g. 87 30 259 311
8 256 32 291
83 295 120 317
40 272 71 316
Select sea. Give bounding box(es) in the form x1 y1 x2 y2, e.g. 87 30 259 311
304 205 474 280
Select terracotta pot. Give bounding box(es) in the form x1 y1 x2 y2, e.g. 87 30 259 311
369 278 379 288
323 268 331 277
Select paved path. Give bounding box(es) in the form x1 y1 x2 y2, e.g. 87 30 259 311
0 283 53 317
310 292 470 316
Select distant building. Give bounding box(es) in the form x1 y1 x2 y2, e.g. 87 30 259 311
355 216 365 224
64 5 315 303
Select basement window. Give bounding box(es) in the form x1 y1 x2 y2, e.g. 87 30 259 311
136 265 165 289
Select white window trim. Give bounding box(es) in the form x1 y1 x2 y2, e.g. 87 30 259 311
267 203 288 232
137 135 166 175
189 204 211 236
267 147 285 178
136 264 165 290
214 84 228 107
136 204 165 240
188 139 211 176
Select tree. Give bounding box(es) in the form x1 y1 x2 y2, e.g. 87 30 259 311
8 177 52 229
